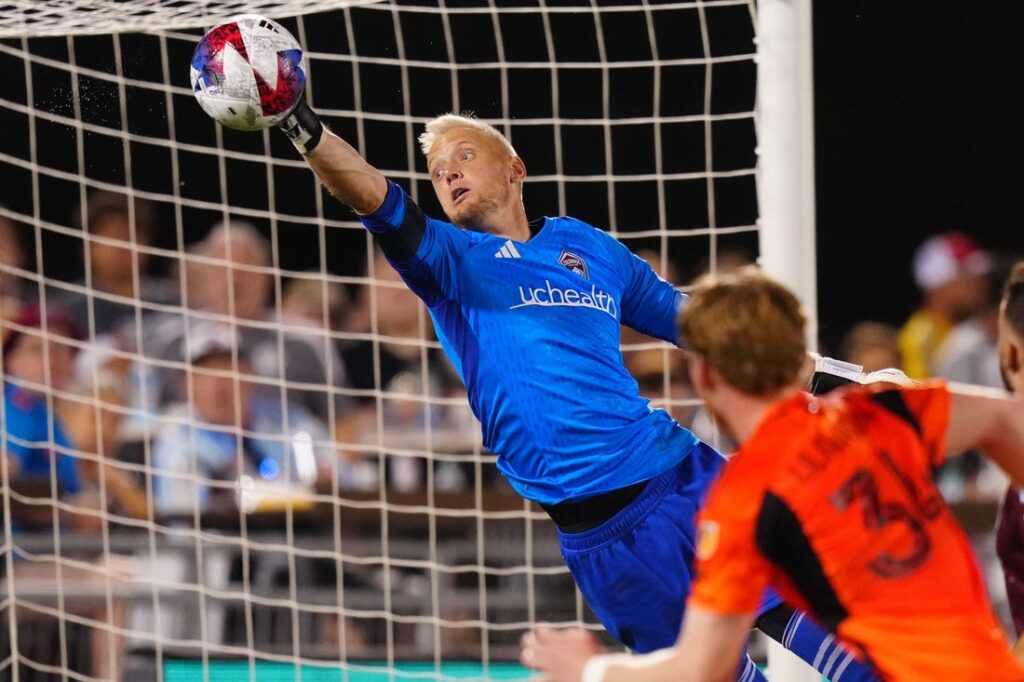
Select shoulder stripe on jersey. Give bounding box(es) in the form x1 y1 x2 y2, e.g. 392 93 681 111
868 390 922 437
756 491 849 631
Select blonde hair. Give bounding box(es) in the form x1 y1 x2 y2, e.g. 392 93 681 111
679 267 807 395
418 113 517 158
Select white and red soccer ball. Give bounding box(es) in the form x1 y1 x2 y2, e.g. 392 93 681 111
190 14 306 131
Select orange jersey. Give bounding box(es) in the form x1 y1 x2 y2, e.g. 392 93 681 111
691 382 1024 682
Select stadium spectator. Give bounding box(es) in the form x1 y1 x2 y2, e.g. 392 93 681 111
145 221 354 433
522 268 1024 682
150 322 350 516
936 258 1014 389
59 368 150 524
1 303 147 524
933 259 1016 501
691 246 756 281
0 211 27 314
275 104 874 680
840 321 902 374
342 249 427 345
2 304 84 499
996 260 1024 662
899 231 989 379
340 250 470 490
2 303 144 681
281 272 350 331
341 251 460 415
54 190 176 339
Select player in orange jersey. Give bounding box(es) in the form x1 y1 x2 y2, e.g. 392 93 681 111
521 267 1024 682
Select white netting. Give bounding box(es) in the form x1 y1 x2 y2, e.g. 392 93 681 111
0 1 760 679
0 1 384 39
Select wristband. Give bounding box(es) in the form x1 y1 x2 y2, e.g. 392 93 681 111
581 654 620 682
581 650 677 682
807 354 863 396
279 99 324 155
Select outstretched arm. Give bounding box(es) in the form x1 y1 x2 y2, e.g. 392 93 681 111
520 605 753 682
947 384 1024 485
279 101 388 215
280 101 466 305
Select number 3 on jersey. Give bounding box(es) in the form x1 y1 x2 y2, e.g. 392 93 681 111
830 451 942 579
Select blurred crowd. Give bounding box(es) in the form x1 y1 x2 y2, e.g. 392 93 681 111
0 192 479 532
0 193 1017 529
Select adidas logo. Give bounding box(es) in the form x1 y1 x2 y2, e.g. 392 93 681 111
494 240 521 259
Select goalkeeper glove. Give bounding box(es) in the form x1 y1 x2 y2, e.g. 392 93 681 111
807 354 918 396
279 99 324 156
807 354 863 395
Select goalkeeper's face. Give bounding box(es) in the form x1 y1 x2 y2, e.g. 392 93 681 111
427 129 524 230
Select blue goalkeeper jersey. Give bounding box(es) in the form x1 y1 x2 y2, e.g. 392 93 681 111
361 182 697 504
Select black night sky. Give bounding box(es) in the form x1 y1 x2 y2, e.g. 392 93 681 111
814 1 1024 350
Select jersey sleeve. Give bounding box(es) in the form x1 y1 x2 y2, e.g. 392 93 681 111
601 233 685 344
359 180 469 308
689 476 772 616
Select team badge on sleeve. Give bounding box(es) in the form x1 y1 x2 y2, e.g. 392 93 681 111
696 520 720 561
558 250 589 279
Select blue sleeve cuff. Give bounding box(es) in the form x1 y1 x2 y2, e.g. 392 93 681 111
359 180 406 234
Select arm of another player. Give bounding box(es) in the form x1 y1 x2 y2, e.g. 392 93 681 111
520 606 753 682
945 383 1024 485
1014 634 1024 666
279 101 388 215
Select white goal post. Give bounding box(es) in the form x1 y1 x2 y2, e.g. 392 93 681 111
757 1 821 680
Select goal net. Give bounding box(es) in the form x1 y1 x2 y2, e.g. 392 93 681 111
0 1 789 680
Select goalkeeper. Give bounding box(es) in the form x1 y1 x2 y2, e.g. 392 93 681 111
277 101 875 680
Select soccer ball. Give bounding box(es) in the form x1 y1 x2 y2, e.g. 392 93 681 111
190 14 306 131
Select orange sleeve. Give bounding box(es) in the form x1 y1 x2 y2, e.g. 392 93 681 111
898 381 951 469
689 478 772 616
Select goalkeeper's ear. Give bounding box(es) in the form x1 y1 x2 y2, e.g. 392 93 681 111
279 99 325 156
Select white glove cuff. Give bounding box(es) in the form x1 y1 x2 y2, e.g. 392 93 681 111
581 649 678 682
581 654 620 682
813 354 864 383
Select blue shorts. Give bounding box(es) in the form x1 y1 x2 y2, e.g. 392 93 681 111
558 441 782 653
